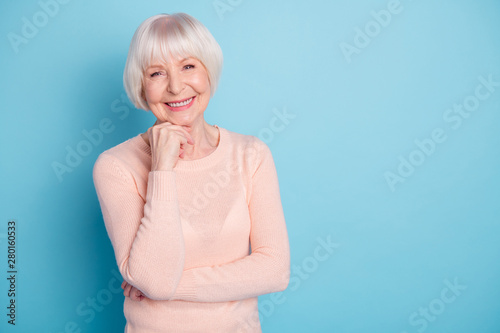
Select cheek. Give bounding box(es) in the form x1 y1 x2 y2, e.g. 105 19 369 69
144 83 164 102
191 73 211 94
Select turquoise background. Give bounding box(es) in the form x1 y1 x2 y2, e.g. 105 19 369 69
1 0 499 332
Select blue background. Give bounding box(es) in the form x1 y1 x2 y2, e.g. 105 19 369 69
1 0 499 332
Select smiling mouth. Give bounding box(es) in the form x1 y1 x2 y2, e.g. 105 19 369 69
165 97 194 107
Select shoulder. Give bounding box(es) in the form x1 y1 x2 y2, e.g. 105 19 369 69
219 127 274 175
93 134 146 179
220 126 271 157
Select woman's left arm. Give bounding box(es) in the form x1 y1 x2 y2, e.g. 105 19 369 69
169 139 291 302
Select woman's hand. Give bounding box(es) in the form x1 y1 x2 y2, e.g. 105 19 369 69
121 280 147 302
147 121 195 171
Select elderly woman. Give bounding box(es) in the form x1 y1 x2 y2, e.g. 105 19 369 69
93 13 290 332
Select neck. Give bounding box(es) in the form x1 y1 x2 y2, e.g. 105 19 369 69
182 120 219 160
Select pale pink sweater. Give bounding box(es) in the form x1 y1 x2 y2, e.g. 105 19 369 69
93 125 290 332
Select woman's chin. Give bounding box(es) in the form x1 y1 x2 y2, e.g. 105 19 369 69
168 114 204 127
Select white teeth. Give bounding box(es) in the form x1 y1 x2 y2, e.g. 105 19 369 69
167 97 193 107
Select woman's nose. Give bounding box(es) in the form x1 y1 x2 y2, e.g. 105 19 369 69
166 73 183 95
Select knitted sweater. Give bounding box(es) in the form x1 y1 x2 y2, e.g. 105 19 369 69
93 125 290 333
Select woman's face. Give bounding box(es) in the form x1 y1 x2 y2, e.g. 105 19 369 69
143 56 211 126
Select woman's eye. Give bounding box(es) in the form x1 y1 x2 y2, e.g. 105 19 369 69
184 64 194 70
150 71 162 77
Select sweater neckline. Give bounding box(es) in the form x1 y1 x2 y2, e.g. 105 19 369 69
134 124 225 170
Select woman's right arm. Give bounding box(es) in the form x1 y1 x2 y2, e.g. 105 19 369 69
93 155 184 300
93 122 194 301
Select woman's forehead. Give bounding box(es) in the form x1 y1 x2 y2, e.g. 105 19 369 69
146 55 198 68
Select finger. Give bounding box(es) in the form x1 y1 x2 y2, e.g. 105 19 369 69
161 130 193 149
130 288 139 301
123 284 132 297
135 290 144 302
131 287 144 302
146 127 155 144
185 133 195 145
121 281 127 289
177 128 194 145
155 123 195 145
175 130 194 145
123 284 130 297
153 121 172 128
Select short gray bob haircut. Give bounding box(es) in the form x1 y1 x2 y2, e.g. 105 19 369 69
123 13 223 110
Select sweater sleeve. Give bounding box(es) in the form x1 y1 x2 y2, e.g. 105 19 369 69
169 140 290 302
93 153 185 300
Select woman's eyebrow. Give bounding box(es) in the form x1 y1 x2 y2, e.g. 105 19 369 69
146 64 164 70
180 57 195 62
